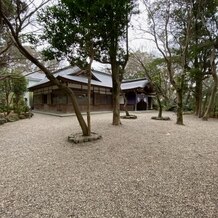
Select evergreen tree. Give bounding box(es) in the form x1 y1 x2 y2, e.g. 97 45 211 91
38 0 137 125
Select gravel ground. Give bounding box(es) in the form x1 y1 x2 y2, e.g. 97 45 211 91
0 111 218 218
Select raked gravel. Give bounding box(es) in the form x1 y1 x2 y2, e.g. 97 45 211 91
0 111 218 218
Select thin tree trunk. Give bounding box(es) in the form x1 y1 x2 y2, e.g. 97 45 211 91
156 94 162 118
195 73 203 117
87 51 94 136
200 93 208 118
5 92 10 115
213 97 217 118
176 88 184 125
123 94 130 116
87 79 91 136
184 89 191 110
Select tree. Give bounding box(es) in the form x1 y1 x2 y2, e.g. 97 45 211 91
142 0 218 122
0 0 90 136
12 71 27 115
0 68 27 115
0 69 13 114
196 0 218 120
95 0 136 125
39 0 101 135
187 0 218 118
39 0 136 126
127 51 173 118
202 45 218 120
0 0 18 67
143 0 195 125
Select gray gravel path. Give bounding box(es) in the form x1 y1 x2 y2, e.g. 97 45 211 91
0 111 218 218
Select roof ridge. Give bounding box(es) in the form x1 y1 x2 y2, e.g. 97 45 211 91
52 65 79 75
122 78 148 83
92 69 111 76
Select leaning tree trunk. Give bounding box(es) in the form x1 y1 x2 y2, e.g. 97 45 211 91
61 87 89 135
176 88 184 125
1 9 90 135
13 38 89 135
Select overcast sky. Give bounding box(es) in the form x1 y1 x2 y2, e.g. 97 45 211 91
129 1 156 53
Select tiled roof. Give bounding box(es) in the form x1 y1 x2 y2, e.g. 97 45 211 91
29 66 149 90
28 66 81 88
60 74 111 88
53 66 80 77
121 79 149 90
24 72 46 81
92 70 112 87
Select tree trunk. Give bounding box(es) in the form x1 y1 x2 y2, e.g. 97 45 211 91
176 88 184 125
111 62 121 125
195 73 203 117
202 47 217 121
156 94 162 118
87 76 91 136
5 92 10 115
123 94 130 116
64 88 89 135
202 79 217 120
193 21 203 118
87 53 94 136
201 91 209 116
184 88 191 110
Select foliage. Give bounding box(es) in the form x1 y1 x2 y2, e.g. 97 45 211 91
38 0 136 66
0 68 27 115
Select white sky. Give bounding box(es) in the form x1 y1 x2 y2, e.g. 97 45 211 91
129 1 156 53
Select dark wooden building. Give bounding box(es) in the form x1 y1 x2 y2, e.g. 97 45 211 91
29 66 154 113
